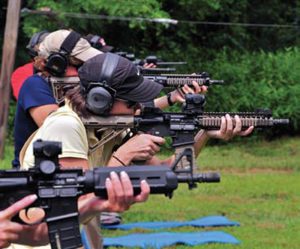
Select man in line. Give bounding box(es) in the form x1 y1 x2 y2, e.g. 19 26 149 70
11 31 115 101
11 31 50 100
12 29 103 169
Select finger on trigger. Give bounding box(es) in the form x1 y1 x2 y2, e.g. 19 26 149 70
1 195 37 220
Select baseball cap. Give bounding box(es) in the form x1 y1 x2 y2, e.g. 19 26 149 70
26 30 50 58
85 34 114 53
78 53 163 103
38 29 102 61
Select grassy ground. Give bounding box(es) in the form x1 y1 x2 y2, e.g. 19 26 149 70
1 136 300 248
0 142 14 169
101 136 300 249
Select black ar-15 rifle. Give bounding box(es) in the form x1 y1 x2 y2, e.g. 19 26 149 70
83 94 289 169
0 140 219 249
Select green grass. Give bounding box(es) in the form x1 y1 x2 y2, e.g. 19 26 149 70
1 136 300 248
102 136 300 249
103 172 300 249
198 136 300 171
160 136 300 171
0 142 14 169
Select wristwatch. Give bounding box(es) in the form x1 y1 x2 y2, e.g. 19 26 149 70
167 92 174 106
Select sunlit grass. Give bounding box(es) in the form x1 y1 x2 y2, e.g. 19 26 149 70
102 136 300 249
103 172 300 249
1 137 300 248
159 136 300 171
0 142 14 169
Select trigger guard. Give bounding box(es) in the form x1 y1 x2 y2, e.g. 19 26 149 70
1 190 38 224
18 208 45 225
11 211 27 224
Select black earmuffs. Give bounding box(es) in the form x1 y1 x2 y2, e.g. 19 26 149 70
45 31 81 77
84 53 120 115
88 35 102 49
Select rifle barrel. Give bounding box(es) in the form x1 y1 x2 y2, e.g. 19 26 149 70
140 67 176 74
0 177 28 189
156 61 187 65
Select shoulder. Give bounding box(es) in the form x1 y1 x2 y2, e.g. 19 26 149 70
20 75 50 96
45 108 85 134
18 75 55 109
39 109 89 159
47 113 82 129
22 74 47 88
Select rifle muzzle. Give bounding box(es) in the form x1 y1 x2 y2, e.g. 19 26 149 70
177 172 221 183
209 80 225 85
273 119 290 126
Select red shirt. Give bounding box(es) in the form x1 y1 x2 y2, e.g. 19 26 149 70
11 63 78 100
11 62 34 100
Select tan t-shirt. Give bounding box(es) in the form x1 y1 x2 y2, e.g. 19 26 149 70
10 105 126 249
9 104 88 249
22 104 89 169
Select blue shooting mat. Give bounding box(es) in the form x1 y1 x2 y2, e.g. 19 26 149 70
82 229 90 249
102 231 240 248
102 215 239 230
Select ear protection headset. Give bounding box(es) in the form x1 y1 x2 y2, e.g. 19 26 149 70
45 31 81 77
26 30 49 58
88 35 103 49
83 53 120 115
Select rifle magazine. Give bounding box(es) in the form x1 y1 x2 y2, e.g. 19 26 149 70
47 210 82 249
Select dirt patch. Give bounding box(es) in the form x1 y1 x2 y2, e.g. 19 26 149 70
216 167 294 175
257 222 285 229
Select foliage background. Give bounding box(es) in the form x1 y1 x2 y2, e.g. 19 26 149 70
0 0 299 136
0 3 300 248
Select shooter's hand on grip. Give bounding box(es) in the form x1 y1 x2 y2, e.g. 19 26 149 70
0 195 48 248
108 134 165 165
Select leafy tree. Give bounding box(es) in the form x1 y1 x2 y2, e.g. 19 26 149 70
1 0 299 134
0 0 8 65
19 1 300 55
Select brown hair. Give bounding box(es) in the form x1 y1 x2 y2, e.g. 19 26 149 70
65 86 91 118
33 56 50 77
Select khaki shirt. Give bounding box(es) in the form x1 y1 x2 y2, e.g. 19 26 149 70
10 103 125 249
10 104 88 249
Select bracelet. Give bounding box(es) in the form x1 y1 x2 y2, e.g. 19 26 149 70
112 154 126 166
167 92 174 106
